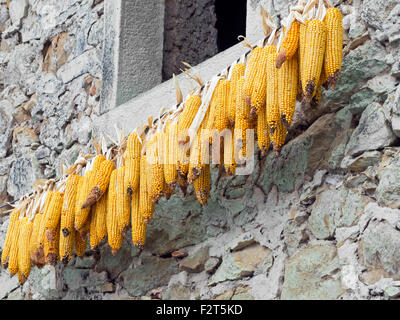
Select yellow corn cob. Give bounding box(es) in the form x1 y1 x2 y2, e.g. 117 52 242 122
1 209 20 268
302 19 327 101
266 46 280 135
38 191 54 247
278 53 298 127
177 94 202 144
214 79 230 132
234 77 250 159
74 219 88 258
257 104 270 156
164 119 178 192
116 166 131 233
8 217 22 276
299 21 307 98
131 188 146 249
204 80 221 132
194 164 210 205
89 206 99 250
29 212 43 267
59 174 80 265
45 191 63 244
139 155 154 223
82 159 114 209
148 133 165 203
124 133 142 196
75 169 94 230
92 154 106 171
271 119 287 155
324 7 343 89
106 169 122 255
95 189 108 243
276 20 300 68
44 223 60 265
187 109 209 183
224 128 236 175
250 45 274 118
244 46 263 106
227 63 246 127
17 217 33 283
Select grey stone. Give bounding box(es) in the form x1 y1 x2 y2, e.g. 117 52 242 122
12 126 39 156
335 225 360 243
341 151 382 171
120 255 178 297
362 222 400 275
39 118 63 151
163 271 191 300
229 232 256 252
70 115 92 145
205 257 222 275
0 156 15 176
281 244 344 300
209 243 272 285
0 271 20 299
345 103 396 157
7 155 43 199
9 0 28 26
62 268 108 292
309 187 366 240
179 246 209 273
57 49 100 84
376 155 400 208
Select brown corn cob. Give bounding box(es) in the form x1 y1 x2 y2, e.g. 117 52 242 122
194 164 210 205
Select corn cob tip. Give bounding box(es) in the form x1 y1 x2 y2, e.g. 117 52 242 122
196 190 209 206
249 107 257 121
151 193 163 204
327 70 339 89
111 249 118 256
273 143 282 156
61 255 70 266
19 274 27 285
281 115 290 129
275 50 287 69
135 243 144 251
46 253 58 266
2 258 8 269
304 80 317 102
81 186 103 209
261 147 268 157
31 247 45 267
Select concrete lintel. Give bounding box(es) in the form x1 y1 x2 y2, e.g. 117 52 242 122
93 43 250 138
100 0 165 115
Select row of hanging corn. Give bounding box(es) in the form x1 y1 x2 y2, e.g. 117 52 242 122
0 0 343 284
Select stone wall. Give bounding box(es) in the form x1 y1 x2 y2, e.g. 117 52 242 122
1 0 400 300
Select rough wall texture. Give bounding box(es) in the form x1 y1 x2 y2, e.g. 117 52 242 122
162 0 218 81
1 0 400 300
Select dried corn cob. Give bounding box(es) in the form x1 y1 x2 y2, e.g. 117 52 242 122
244 46 263 106
82 159 114 209
139 155 154 223
214 79 230 132
278 53 298 127
38 191 54 247
271 119 287 155
257 104 270 156
177 94 202 144
116 166 131 233
1 209 20 268
17 217 33 283
92 154 106 171
8 217 21 276
106 169 122 255
148 133 165 203
89 207 99 250
194 164 210 205
44 191 63 243
266 46 280 135
299 20 307 97
29 212 43 267
131 188 146 249
276 21 300 68
94 189 108 244
224 129 236 174
250 45 275 118
59 174 80 265
227 63 246 126
302 19 327 101
164 119 178 192
75 169 94 230
234 77 250 159
44 223 60 265
324 7 343 89
74 220 88 258
124 132 141 196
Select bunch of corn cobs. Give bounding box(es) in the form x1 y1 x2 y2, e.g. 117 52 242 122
1 0 343 284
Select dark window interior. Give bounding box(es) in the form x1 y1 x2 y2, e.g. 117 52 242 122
215 0 247 52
